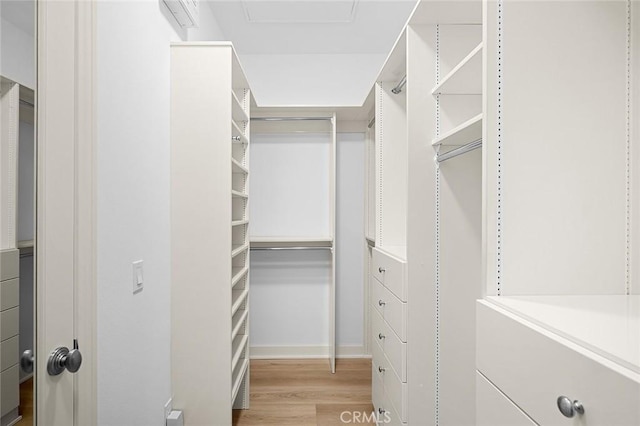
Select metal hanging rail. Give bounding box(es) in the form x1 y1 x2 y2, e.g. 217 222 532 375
391 75 407 94
436 138 482 163
251 117 333 122
367 117 376 129
250 246 333 251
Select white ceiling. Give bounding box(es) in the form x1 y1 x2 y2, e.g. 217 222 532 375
0 0 35 34
207 0 417 55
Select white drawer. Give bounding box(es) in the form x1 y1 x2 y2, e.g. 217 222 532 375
0 307 19 341
372 309 406 382
477 301 640 426
372 248 407 302
372 278 407 342
0 249 19 281
0 336 19 372
382 359 408 422
476 370 536 426
375 386 405 426
1 364 19 417
1 278 19 311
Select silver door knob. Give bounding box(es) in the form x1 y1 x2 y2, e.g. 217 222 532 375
47 339 82 376
21 349 34 374
557 396 584 417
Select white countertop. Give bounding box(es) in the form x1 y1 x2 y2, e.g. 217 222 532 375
485 295 640 374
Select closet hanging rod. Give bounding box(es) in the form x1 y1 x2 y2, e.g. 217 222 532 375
250 246 332 251
20 99 34 108
367 117 376 129
391 75 407 94
437 138 482 163
251 117 332 122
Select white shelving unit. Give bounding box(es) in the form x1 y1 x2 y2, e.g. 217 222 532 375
432 113 482 147
170 42 252 425
431 42 482 95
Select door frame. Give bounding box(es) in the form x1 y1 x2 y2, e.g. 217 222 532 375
36 0 97 424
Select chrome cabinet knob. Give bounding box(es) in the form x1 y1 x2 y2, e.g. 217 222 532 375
378 300 386 306
47 339 83 376
378 267 385 273
378 333 385 340
378 408 386 415
557 396 584 418
378 366 385 373
21 349 34 374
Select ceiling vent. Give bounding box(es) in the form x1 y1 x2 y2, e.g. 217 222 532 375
163 0 199 28
241 0 358 23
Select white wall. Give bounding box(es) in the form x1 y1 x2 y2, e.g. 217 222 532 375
240 53 386 106
0 17 35 89
249 132 365 352
96 2 224 425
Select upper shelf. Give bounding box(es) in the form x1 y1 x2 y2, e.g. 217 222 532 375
232 91 249 124
250 237 333 249
432 42 483 95
432 114 482 147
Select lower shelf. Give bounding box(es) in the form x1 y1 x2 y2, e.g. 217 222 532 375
231 358 249 401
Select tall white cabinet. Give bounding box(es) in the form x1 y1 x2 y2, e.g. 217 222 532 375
477 1 640 424
170 42 252 425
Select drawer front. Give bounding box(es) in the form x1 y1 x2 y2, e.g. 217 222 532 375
372 309 406 382
477 301 640 426
372 278 407 342
1 278 19 311
376 388 405 426
382 361 408 422
0 336 19 372
0 307 19 341
476 371 537 426
0 249 19 281
1 365 19 417
372 248 407 302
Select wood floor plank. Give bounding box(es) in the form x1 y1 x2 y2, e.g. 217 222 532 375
316 403 376 426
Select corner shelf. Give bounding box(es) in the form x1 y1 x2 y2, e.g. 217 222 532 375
432 114 483 147
432 42 483 95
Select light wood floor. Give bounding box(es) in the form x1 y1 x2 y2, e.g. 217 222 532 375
233 358 374 426
16 378 33 426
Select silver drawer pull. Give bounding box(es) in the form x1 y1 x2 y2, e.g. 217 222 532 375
378 267 386 273
378 333 385 340
557 396 584 418
378 366 385 373
378 408 386 415
378 300 386 306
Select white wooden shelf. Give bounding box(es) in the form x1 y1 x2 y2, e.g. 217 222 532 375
232 121 248 144
432 114 483 147
232 158 249 174
231 333 249 371
250 236 333 248
486 295 640 374
231 243 249 258
231 358 249 401
231 288 249 316
231 309 249 340
232 91 249 123
432 42 483 95
231 190 248 199
231 266 249 287
232 219 249 227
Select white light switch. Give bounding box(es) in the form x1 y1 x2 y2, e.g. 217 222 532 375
133 260 144 293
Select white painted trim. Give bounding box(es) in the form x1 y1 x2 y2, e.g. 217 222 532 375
250 345 369 359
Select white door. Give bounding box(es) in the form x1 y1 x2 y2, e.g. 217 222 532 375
35 0 96 424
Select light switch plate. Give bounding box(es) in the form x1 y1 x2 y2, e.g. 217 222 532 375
132 260 144 294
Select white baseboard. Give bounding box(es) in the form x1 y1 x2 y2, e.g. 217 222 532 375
250 345 370 359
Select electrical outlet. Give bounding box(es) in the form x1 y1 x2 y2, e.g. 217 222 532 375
164 397 173 421
132 260 144 294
